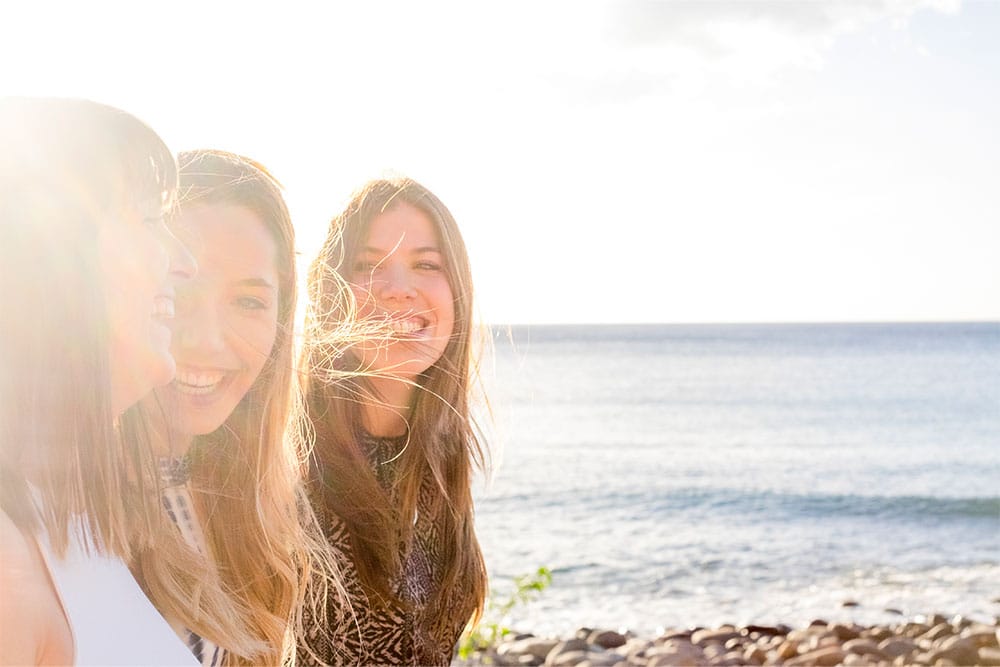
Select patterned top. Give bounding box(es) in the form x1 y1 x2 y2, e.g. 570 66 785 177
159 457 225 667
301 435 472 666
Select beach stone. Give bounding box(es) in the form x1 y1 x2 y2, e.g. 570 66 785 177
979 646 1000 666
785 646 846 666
776 639 799 660
550 650 589 667
723 637 745 651
743 624 785 637
928 635 978 665
518 655 544 667
655 631 692 644
588 630 626 649
842 654 871 666
949 614 973 630
878 637 917 658
710 651 745 666
830 622 862 641
545 640 589 667
921 623 953 642
901 622 931 638
963 625 1000 648
843 599 861 607
575 628 594 641
499 638 560 660
843 638 887 658
884 608 904 616
742 644 767 665
691 628 740 646
574 652 623 667
863 626 894 642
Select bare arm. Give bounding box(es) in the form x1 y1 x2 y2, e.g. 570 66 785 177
0 511 72 665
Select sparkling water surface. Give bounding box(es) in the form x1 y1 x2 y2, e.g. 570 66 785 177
473 322 1000 635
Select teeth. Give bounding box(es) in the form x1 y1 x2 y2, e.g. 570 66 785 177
173 370 225 395
152 297 174 319
387 318 424 335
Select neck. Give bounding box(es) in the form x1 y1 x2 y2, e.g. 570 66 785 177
141 395 196 459
362 377 416 437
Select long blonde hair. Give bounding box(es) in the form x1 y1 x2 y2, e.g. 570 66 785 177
0 98 176 558
303 177 489 625
127 150 335 665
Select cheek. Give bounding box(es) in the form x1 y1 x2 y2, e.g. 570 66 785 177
238 319 280 379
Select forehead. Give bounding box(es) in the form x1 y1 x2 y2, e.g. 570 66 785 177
363 201 440 252
173 203 279 280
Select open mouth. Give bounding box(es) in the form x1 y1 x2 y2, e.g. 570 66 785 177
152 295 175 320
386 315 430 338
172 369 228 396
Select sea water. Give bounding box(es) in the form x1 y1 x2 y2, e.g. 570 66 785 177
474 322 1000 635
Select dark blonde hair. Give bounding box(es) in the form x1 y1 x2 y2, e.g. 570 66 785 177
303 177 489 626
0 97 176 557
128 150 334 665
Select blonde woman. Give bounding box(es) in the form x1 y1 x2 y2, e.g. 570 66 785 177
301 178 489 665
125 150 335 666
0 98 197 664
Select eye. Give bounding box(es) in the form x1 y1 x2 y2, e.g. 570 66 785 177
235 296 269 311
415 261 442 271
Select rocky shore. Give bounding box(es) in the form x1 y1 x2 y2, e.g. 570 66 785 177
456 614 1000 666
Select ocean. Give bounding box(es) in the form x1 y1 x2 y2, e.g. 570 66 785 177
473 322 1000 636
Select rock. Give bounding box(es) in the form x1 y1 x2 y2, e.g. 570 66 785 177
809 618 829 628
645 642 704 667
723 637 744 651
963 626 1000 648
921 623 953 642
901 622 931 638
646 654 694 667
929 635 978 665
979 646 1000 667
499 638 561 660
831 622 862 641
742 644 767 665
863 626 894 642
843 599 861 607
545 640 589 667
710 652 746 666
655 630 692 644
878 637 917 658
575 628 594 641
843 638 886 658
574 652 622 667
785 646 846 666
518 655 543 667
743 624 787 637
550 650 589 667
691 628 740 646
588 630 626 650
884 608 904 616
949 614 972 630
776 639 799 660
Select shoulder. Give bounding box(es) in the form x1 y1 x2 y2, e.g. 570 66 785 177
0 510 73 665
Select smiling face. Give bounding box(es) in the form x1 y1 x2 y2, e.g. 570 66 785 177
99 199 197 414
154 203 280 437
350 201 456 381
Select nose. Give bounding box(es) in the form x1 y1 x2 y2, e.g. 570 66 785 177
159 224 197 280
173 297 226 353
376 264 416 302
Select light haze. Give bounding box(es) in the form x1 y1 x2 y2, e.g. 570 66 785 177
2 0 997 324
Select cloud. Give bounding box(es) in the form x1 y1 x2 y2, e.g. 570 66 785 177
543 0 961 103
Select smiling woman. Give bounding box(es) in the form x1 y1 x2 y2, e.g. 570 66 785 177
123 150 335 666
300 177 489 666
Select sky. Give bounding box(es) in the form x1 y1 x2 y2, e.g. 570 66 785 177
2 0 998 324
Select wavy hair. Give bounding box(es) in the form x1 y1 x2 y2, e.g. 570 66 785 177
302 177 489 627
0 98 176 558
127 150 336 665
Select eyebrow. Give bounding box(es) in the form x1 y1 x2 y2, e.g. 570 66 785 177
235 277 277 290
362 245 441 255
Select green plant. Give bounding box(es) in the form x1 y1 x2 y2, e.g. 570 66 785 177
458 566 553 660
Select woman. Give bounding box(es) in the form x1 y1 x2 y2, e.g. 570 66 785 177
127 149 334 666
0 98 198 664
301 177 489 665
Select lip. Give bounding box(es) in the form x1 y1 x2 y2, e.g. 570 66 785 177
169 366 238 406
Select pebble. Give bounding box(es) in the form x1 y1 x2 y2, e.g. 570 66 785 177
455 612 1000 667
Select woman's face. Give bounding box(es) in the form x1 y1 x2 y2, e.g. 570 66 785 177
155 204 280 436
99 201 196 415
349 202 455 380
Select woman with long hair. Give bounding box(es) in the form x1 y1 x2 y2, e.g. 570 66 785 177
125 149 336 666
301 177 489 665
0 98 198 664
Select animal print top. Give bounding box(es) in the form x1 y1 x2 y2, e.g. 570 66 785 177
301 434 472 666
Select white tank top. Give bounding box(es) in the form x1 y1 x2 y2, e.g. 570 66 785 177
36 525 197 666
